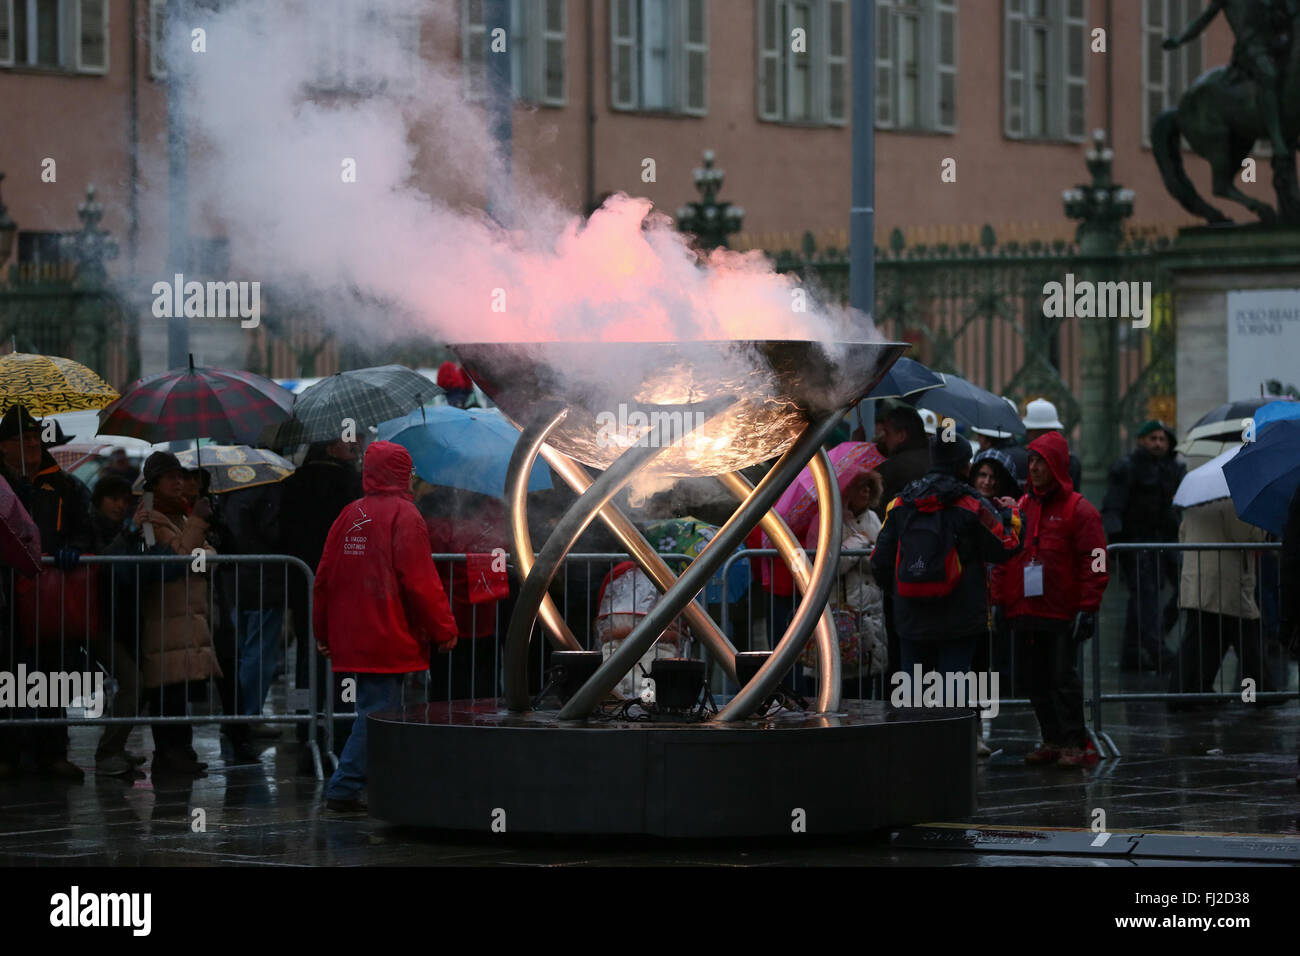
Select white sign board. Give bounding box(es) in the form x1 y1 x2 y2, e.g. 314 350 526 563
1227 289 1300 397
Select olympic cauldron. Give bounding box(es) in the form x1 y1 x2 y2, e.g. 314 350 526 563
366 340 978 836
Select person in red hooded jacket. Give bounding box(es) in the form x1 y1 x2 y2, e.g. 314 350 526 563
991 431 1109 769
314 441 458 812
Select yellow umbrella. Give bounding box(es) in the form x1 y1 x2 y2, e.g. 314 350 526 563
0 351 119 416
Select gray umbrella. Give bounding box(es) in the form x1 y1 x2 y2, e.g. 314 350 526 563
912 372 1026 436
270 365 442 447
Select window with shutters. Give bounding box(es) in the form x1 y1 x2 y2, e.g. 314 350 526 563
2 0 108 73
148 0 166 78
874 0 956 132
0 1 12 67
756 0 847 126
609 0 708 115
1142 0 1203 147
305 0 421 96
463 0 566 106
1004 0 1087 142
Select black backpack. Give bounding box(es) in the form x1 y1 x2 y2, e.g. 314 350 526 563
893 502 963 599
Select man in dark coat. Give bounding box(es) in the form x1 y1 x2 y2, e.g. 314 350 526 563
874 405 932 520
1102 420 1185 671
278 439 363 762
0 470 45 779
0 405 96 780
213 478 288 759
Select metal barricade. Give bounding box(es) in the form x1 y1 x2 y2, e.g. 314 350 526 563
0 553 323 779
315 541 1297 767
1093 541 1294 757
324 552 698 755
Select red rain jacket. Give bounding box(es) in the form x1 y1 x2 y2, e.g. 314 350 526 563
992 432 1109 622
314 441 458 672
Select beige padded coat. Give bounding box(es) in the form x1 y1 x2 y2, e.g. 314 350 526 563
138 512 222 688
1178 497 1268 620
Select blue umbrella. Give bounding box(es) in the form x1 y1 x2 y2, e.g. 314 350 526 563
1222 419 1300 535
865 357 944 401
1251 399 1300 434
376 405 552 498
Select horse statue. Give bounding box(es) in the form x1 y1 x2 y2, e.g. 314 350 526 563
1153 0 1300 225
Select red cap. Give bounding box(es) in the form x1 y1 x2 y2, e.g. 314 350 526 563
436 361 472 392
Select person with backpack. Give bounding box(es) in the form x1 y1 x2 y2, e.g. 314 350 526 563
991 432 1110 768
870 436 1022 710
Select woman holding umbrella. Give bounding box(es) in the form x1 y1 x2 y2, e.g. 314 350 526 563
800 461 889 699
124 452 222 775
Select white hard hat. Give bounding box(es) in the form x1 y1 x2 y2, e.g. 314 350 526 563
1022 398 1064 430
920 409 938 435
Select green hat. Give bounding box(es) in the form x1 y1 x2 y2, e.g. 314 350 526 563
1136 419 1173 439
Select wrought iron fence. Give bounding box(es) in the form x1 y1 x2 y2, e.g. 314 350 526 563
767 226 1177 452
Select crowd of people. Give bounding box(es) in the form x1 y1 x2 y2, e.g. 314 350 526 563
1 381 1296 802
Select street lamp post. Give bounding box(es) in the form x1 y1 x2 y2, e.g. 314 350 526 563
1064 129 1135 499
0 173 17 270
675 150 744 251
850 0 877 435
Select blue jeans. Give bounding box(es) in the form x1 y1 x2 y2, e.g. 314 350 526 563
326 673 407 801
898 635 977 707
235 608 285 716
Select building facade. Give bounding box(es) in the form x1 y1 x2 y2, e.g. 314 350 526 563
0 1 1261 379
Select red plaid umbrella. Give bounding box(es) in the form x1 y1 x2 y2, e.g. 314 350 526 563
97 355 293 446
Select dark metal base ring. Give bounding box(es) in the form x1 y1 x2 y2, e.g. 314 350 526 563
367 699 976 837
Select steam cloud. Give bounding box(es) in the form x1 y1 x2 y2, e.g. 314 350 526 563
160 0 871 348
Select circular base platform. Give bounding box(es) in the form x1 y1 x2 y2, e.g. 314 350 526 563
368 700 976 837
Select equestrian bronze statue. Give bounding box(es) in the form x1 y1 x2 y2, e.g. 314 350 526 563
1154 0 1300 224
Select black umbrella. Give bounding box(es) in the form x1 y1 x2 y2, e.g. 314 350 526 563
911 372 1026 436
1191 398 1275 431
865 357 945 401
271 365 442 447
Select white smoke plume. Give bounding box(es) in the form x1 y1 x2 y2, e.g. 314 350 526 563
159 0 870 350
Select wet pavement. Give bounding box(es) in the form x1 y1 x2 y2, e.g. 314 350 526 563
2 578 1297 866
0 691 1295 867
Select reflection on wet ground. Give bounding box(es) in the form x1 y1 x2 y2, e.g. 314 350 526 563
0 689 1295 866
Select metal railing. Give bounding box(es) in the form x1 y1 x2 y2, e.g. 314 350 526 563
10 541 1286 774
1092 541 1294 757
0 553 323 778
